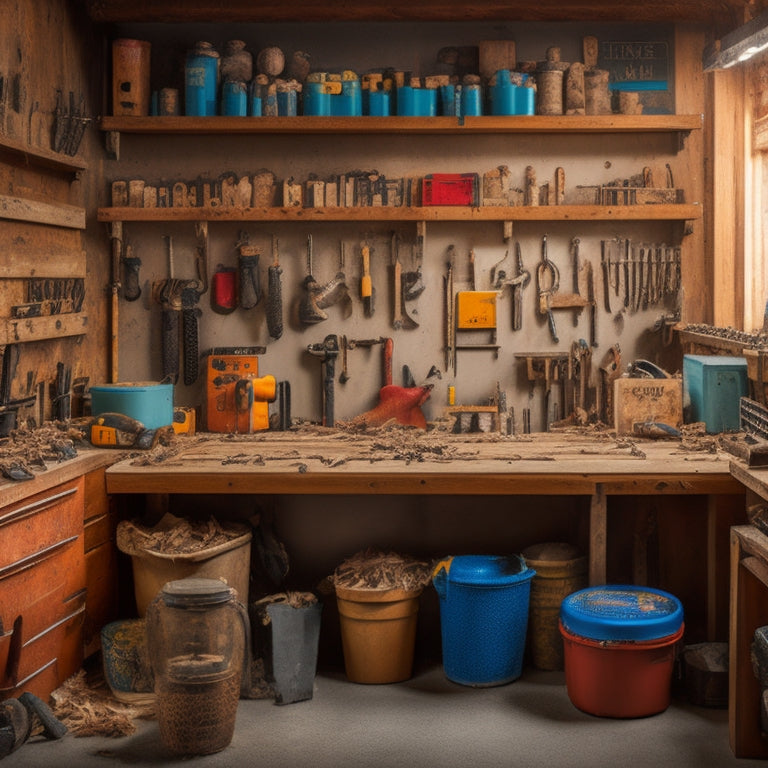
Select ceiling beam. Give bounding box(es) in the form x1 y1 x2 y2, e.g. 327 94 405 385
82 0 748 27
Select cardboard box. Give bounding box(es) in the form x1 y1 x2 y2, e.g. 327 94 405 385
614 377 682 435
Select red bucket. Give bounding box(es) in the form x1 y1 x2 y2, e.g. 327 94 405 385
560 620 684 718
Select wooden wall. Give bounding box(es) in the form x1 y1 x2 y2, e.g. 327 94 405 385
0 0 108 423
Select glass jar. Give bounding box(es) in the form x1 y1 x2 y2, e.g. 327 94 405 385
146 577 250 755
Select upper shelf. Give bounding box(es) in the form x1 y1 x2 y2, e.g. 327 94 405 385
99 114 703 137
0 135 87 179
82 0 745 26
97 204 701 224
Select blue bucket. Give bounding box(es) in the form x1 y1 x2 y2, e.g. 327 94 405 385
432 554 535 686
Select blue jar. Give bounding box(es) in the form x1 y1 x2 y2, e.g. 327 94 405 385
221 81 247 116
185 41 219 116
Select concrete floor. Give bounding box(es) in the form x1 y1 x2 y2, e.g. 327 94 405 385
7 664 768 768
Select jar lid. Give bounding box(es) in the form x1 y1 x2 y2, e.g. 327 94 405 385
438 554 535 586
560 585 684 642
161 577 234 607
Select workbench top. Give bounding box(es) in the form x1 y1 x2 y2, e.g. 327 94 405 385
0 448 119 507
104 427 742 497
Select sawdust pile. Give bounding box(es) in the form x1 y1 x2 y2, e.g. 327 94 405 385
117 512 249 556
330 548 432 592
50 670 153 738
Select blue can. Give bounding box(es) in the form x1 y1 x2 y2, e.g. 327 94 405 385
461 84 482 116
332 79 361 116
303 81 331 116
367 89 390 116
516 85 536 115
439 84 457 116
277 88 298 116
185 41 219 116
397 86 417 115
432 554 535 686
249 95 262 116
221 81 247 116
490 70 516 115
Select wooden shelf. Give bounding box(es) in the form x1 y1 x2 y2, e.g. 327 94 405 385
99 114 702 137
0 135 87 177
0 313 88 345
82 0 741 26
97 203 701 224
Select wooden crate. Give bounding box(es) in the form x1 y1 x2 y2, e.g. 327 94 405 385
614 377 682 435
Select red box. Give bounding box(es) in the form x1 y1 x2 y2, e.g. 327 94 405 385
422 173 479 206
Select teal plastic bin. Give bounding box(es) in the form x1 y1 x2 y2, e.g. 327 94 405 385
432 554 535 686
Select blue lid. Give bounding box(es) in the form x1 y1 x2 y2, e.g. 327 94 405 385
560 585 683 642
439 555 535 586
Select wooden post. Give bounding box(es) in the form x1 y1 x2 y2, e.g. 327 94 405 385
589 483 607 585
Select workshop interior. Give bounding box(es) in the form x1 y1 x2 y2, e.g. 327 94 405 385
4 0 768 764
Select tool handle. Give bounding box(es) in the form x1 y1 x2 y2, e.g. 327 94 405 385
382 337 393 387
266 264 284 340
547 308 559 343
323 357 335 427
182 306 201 386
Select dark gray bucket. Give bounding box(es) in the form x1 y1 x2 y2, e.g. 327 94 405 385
264 602 322 705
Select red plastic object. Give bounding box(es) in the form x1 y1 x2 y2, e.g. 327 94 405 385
560 620 684 718
422 173 479 206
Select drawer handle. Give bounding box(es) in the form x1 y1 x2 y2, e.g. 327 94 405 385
22 603 86 648
0 486 78 529
0 535 79 581
0 657 56 696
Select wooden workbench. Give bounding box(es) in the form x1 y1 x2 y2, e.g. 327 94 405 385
728 461 768 758
105 429 743 588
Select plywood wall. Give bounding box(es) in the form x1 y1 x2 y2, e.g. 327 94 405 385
0 0 108 423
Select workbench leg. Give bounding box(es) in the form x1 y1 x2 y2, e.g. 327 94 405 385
589 484 607 585
729 530 768 759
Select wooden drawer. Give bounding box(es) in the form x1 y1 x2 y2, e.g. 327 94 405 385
0 479 82 566
0 478 85 698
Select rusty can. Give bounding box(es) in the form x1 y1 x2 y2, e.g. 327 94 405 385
112 39 151 116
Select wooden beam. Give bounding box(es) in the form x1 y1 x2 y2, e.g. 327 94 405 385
83 0 744 26
0 195 85 229
709 67 746 328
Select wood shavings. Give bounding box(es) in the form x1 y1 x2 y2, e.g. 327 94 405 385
50 670 153 738
0 421 81 479
116 512 248 556
252 591 319 624
331 547 431 592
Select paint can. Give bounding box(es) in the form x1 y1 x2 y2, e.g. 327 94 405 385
185 41 220 116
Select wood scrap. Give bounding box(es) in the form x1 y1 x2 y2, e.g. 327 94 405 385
50 670 152 738
330 547 431 592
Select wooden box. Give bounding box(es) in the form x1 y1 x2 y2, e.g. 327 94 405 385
614 377 682 435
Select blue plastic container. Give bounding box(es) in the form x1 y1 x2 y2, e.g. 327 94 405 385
683 354 748 433
90 381 174 429
432 554 535 686
559 585 685 717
